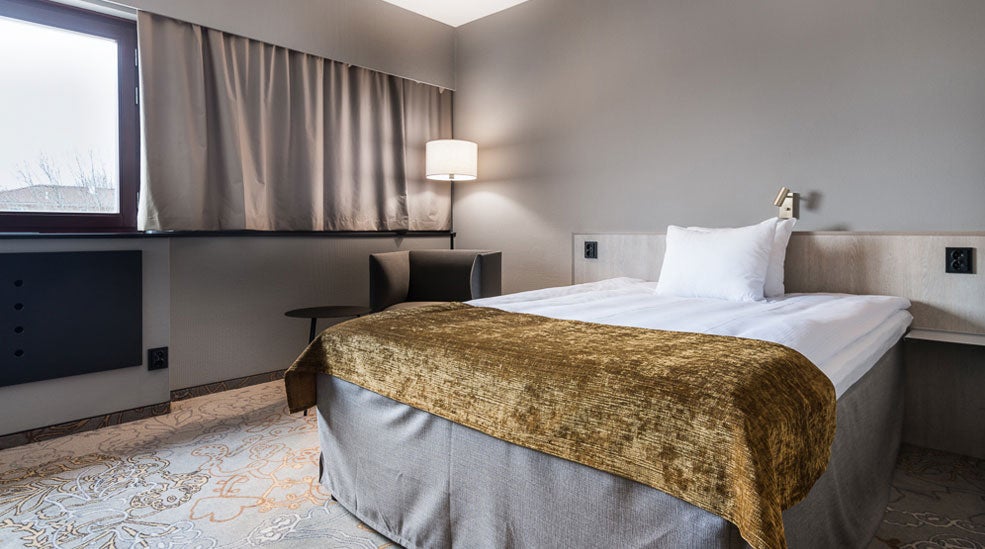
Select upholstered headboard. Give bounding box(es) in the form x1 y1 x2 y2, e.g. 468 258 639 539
573 232 985 334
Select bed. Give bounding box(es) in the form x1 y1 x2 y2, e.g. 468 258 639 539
288 279 910 547
292 277 911 549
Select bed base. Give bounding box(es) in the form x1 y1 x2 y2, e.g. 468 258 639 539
316 343 902 548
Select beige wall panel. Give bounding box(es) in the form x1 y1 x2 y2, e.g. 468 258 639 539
572 234 665 285
785 233 985 333
574 232 985 334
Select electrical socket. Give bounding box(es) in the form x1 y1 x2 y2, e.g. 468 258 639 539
945 247 974 274
148 347 169 370
584 241 598 259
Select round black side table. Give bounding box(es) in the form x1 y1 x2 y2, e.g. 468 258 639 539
285 305 373 343
285 305 372 417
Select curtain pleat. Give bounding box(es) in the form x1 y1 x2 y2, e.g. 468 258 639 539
137 11 452 231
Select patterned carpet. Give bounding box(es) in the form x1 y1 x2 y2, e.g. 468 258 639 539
0 381 389 548
0 381 981 548
871 445 985 549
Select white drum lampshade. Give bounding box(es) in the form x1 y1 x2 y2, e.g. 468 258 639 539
426 139 477 181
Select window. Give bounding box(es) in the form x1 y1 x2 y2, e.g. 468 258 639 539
0 0 138 231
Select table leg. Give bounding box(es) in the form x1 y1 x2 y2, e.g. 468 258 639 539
303 317 319 417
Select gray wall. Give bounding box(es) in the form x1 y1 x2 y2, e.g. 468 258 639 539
0 239 169 435
169 235 449 389
110 0 455 88
0 234 450 436
453 0 985 293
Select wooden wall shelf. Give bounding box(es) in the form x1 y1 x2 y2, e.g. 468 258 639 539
905 329 985 347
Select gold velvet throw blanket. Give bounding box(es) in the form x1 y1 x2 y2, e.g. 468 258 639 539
285 303 836 549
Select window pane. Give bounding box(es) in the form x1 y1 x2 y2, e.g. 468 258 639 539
0 16 119 214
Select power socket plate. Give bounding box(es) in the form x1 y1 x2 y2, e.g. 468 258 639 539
584 241 598 259
148 347 169 370
945 247 974 274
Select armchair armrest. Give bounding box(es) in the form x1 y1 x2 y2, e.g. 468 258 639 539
470 251 502 299
369 251 410 311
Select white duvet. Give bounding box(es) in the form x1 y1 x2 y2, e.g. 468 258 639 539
468 278 912 397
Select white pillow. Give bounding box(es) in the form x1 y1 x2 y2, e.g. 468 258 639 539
655 219 776 302
672 218 797 297
764 218 796 297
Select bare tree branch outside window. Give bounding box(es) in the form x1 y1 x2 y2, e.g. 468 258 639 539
1 151 117 214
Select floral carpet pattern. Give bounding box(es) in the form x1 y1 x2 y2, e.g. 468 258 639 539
0 381 390 548
870 445 985 549
0 380 981 548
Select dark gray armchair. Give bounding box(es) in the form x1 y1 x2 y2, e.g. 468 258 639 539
369 250 502 311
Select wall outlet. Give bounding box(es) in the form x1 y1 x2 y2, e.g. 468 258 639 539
584 241 598 259
148 347 169 370
945 247 974 274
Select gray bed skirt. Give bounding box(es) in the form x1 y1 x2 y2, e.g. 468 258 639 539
316 343 903 548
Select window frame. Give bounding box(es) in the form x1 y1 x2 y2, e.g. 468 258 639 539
0 0 138 232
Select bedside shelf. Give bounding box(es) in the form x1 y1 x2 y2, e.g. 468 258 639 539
905 329 985 347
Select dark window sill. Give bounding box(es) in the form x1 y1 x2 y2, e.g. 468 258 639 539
0 230 455 240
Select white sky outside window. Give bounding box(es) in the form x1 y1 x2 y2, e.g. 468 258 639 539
0 16 119 213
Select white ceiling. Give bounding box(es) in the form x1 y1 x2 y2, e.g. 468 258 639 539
380 0 529 27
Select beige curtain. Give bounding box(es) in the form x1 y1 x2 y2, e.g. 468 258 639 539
137 12 452 231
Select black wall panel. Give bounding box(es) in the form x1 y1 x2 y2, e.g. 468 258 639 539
0 251 142 387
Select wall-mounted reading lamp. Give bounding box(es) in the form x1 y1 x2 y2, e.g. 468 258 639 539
773 187 798 219
426 139 477 182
